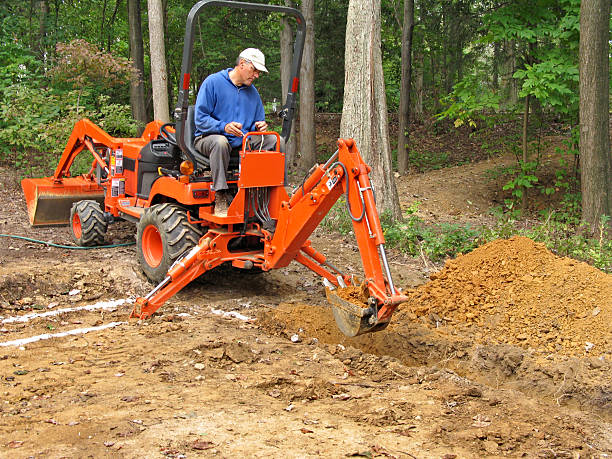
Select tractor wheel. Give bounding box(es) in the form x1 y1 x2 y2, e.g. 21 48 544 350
136 203 203 284
70 200 108 247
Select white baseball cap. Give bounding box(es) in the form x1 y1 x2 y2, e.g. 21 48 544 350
239 48 268 73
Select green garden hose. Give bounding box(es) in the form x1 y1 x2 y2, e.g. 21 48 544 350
0 234 135 249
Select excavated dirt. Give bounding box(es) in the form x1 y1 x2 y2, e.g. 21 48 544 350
400 236 612 357
1 159 611 458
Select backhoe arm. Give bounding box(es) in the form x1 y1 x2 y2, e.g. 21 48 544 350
268 138 407 335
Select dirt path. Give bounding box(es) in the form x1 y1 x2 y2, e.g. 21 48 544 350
0 165 611 458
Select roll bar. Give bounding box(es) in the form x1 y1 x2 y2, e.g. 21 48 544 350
174 0 306 163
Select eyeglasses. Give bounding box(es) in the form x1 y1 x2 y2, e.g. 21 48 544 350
243 60 260 76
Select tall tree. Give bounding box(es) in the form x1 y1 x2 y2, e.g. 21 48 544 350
148 0 170 123
340 0 402 220
280 1 297 168
396 0 414 175
579 0 612 231
127 0 147 127
37 0 49 59
298 0 316 170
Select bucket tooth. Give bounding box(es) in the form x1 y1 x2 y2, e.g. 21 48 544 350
325 288 388 337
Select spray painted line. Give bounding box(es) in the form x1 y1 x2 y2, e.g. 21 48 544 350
0 321 126 347
1 299 133 324
210 308 252 322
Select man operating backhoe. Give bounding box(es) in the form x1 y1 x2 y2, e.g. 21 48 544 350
194 48 282 217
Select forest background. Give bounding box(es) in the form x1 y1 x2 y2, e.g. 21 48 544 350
0 0 610 270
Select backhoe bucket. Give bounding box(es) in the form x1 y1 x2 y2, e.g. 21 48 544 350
21 176 104 226
325 288 390 337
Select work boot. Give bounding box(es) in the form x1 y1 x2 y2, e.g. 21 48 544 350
214 191 230 217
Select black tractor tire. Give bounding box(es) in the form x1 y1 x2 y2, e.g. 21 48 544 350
70 200 108 247
136 203 203 284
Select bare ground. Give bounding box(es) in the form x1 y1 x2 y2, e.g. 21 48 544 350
0 138 611 459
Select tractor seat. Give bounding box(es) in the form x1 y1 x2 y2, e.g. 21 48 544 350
185 105 240 171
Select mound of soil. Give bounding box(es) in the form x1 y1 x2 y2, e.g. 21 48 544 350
400 236 611 357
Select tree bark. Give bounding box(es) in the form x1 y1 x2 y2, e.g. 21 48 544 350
414 50 423 118
106 0 121 52
127 0 148 127
579 0 612 231
37 0 49 60
298 0 316 171
148 0 170 123
340 0 402 220
397 0 414 175
521 94 530 210
280 0 297 168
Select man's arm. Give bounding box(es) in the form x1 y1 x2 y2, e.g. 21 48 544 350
247 89 267 132
194 79 225 135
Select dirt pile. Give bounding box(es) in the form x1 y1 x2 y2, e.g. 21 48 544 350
399 236 612 356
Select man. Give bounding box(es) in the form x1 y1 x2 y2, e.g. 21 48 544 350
194 48 280 217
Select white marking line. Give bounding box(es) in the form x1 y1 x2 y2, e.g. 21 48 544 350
0 322 126 347
210 308 252 322
1 299 131 324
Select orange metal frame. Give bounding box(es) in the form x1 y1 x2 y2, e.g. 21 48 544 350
132 138 407 326
24 117 406 328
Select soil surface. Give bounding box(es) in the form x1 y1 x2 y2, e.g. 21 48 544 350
1 129 611 458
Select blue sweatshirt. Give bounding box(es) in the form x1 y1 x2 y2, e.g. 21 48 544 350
194 68 265 148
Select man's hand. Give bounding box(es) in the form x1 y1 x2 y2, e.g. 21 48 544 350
224 121 243 137
254 121 268 132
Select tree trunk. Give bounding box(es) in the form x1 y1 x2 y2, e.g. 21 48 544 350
508 41 518 106
298 0 316 171
414 50 423 118
127 0 148 127
521 94 530 210
397 0 414 175
148 0 170 123
340 0 402 220
37 0 49 60
579 0 612 231
492 41 500 90
106 0 121 52
280 0 297 168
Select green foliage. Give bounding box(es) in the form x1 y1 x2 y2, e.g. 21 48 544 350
96 95 140 137
501 160 539 200
438 74 502 128
483 206 612 273
322 201 478 262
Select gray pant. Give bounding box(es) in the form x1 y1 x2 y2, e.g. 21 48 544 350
194 134 284 191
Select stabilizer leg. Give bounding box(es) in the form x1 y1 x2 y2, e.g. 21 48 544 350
131 237 213 319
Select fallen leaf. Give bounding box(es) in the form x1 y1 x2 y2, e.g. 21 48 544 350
346 451 372 458
300 428 313 434
7 440 24 448
372 445 398 458
192 440 215 450
471 414 491 427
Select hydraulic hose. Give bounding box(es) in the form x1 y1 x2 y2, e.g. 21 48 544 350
329 161 366 222
0 234 135 250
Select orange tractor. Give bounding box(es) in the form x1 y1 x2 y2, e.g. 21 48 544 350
21 0 406 336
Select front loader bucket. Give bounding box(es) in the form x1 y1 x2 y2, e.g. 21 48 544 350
21 176 104 226
325 288 390 337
